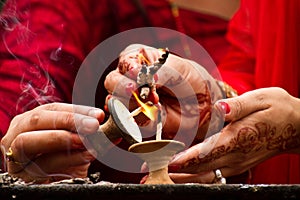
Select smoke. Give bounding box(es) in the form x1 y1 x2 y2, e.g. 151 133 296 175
0 0 62 112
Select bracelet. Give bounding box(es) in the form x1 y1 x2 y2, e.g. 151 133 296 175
216 80 238 98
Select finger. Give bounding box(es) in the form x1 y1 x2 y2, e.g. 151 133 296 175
170 167 231 184
168 135 224 173
214 89 271 122
2 110 101 150
104 70 137 97
36 102 105 119
9 152 93 182
26 150 94 175
169 172 214 183
169 143 203 167
9 130 86 163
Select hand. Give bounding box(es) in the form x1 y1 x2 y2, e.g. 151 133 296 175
105 44 223 144
168 87 300 183
0 103 105 183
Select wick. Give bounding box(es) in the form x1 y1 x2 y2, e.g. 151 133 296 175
156 110 162 140
128 107 143 118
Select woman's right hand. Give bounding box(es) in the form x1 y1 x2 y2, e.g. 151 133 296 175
105 44 224 144
0 103 105 183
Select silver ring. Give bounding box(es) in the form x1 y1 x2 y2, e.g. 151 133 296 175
214 169 226 184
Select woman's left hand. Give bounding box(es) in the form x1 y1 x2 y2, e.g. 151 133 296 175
168 87 300 183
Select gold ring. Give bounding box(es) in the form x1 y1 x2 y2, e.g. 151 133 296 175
5 147 15 162
5 147 29 167
214 169 226 184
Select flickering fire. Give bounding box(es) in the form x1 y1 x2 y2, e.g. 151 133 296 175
137 53 151 65
132 91 158 121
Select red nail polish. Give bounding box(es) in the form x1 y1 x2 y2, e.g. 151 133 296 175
154 74 158 82
168 165 181 172
104 105 108 112
219 101 230 114
125 83 135 96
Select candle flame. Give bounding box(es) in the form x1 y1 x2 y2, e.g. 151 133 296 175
137 53 151 65
132 92 158 121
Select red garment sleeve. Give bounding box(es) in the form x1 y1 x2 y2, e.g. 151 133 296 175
219 0 300 96
217 0 256 95
0 0 114 136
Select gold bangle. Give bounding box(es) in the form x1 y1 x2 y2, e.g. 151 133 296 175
216 80 238 98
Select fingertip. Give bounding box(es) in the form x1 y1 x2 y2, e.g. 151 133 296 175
140 175 148 184
88 108 105 122
81 118 100 132
216 101 231 115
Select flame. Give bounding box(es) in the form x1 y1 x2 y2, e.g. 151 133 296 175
132 92 158 121
137 53 151 65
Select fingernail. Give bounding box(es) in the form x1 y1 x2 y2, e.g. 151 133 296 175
88 109 103 118
140 175 148 184
168 165 181 172
154 74 158 82
82 118 99 132
218 101 230 114
104 105 108 112
125 83 135 96
82 118 98 126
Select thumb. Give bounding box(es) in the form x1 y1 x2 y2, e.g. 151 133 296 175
215 89 270 122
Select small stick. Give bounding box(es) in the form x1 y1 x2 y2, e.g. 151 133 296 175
128 107 143 118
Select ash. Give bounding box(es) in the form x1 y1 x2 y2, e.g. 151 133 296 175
51 172 102 185
0 172 102 186
0 172 26 186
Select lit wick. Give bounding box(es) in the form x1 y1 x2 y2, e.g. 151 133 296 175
131 91 162 140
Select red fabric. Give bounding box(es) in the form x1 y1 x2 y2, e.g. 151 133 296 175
219 0 300 184
0 0 230 183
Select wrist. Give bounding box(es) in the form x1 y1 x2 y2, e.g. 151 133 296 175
292 97 300 153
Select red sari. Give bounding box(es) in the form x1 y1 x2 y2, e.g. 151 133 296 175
0 0 230 183
219 0 300 184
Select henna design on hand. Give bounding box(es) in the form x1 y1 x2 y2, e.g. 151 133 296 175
181 122 300 170
118 60 131 75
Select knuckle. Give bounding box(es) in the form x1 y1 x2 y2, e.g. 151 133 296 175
61 112 75 128
0 137 8 148
38 102 60 111
10 114 23 127
29 113 40 126
11 134 26 154
230 99 243 120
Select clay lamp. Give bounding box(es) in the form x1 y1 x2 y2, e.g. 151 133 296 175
128 92 185 184
85 98 142 156
129 140 184 184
